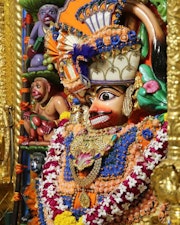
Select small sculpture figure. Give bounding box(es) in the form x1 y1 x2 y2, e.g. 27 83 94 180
27 4 59 72
23 77 69 144
31 152 45 175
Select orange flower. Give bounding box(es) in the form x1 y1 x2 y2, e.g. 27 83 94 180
20 101 30 111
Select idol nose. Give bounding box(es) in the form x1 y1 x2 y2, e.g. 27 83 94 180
89 98 99 113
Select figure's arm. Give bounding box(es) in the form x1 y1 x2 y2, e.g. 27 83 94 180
28 21 42 46
36 96 69 135
27 21 43 58
53 95 70 125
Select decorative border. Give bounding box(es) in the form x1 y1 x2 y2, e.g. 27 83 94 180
0 0 22 183
167 1 180 157
1 0 179 223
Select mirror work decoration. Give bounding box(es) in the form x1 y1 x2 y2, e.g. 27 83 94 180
10 0 180 225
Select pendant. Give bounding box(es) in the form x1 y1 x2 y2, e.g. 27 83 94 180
79 190 90 208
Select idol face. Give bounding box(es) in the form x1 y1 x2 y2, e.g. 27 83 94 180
31 152 45 174
31 78 48 102
39 5 58 26
85 86 127 129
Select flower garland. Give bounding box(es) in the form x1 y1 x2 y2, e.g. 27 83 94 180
39 119 69 223
36 179 46 225
83 121 168 225
39 118 168 225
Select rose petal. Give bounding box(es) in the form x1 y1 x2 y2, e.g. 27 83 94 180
143 80 160 93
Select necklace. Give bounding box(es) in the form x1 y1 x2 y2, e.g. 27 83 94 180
70 157 102 208
69 127 119 171
67 126 119 208
39 116 168 224
69 158 102 188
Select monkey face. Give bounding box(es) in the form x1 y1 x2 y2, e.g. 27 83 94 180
86 86 127 129
31 78 49 102
38 4 58 26
31 152 45 174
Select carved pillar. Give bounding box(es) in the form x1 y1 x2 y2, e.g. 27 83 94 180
151 1 180 224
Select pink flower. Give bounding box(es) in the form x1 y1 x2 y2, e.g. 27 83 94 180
143 80 160 93
75 153 94 171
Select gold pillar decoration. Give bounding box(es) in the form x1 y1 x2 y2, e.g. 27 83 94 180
0 1 10 182
13 0 23 182
151 1 180 224
0 0 22 184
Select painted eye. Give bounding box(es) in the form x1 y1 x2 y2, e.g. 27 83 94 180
49 9 56 15
40 11 46 15
36 84 41 89
99 92 116 101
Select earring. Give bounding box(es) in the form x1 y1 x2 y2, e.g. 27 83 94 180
122 85 134 117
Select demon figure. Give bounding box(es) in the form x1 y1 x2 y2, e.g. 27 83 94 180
27 4 58 72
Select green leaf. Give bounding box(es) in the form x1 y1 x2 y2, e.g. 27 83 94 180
137 23 149 58
137 64 167 112
139 64 155 82
150 0 167 22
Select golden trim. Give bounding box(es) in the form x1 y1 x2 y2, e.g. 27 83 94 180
0 0 22 183
13 0 22 183
167 1 180 156
151 1 180 224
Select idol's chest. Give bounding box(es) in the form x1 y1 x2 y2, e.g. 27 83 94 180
58 126 140 196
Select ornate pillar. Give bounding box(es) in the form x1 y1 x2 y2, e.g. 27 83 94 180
151 1 180 224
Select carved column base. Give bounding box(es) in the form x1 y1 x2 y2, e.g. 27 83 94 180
169 205 180 225
151 159 180 225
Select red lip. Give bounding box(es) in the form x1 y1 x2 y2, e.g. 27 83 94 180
43 16 54 23
89 114 110 128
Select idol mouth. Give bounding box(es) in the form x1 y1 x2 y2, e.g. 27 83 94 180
44 16 54 24
31 92 41 100
90 115 110 126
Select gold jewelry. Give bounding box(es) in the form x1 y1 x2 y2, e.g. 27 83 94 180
70 157 102 207
69 126 118 207
69 157 102 188
70 130 117 170
53 120 58 126
122 85 134 117
79 189 91 208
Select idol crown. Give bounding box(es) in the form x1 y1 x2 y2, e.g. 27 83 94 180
70 25 141 85
45 0 141 93
75 0 126 33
